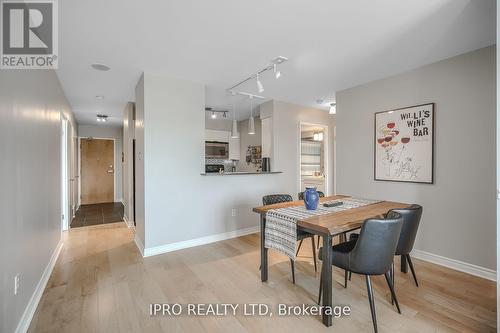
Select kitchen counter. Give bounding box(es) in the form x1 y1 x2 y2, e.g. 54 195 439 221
200 171 282 176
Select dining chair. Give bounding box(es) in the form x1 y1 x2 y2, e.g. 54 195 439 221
262 194 317 284
347 204 423 292
317 213 403 333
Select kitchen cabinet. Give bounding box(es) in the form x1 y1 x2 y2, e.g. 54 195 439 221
205 129 229 142
228 135 240 160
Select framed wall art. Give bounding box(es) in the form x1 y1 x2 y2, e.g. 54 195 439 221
374 103 434 184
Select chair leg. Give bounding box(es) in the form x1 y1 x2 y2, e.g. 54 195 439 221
296 239 303 256
290 259 295 284
390 261 395 305
344 270 348 288
384 271 401 314
349 271 352 280
406 254 419 287
318 274 323 305
311 237 317 272
365 275 378 333
317 235 320 249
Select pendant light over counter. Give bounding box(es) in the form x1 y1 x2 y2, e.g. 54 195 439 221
248 96 255 135
231 91 239 139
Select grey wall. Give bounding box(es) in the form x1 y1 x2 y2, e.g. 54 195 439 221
0 70 76 333
78 124 123 203
205 115 232 131
135 73 335 250
336 46 496 270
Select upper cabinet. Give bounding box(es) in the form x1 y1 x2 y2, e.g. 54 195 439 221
205 129 229 142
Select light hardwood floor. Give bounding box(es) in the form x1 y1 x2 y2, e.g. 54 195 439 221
28 222 496 332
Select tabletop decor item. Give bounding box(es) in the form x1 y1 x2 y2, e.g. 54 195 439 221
303 187 319 210
375 103 434 184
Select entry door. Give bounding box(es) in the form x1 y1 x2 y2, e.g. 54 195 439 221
81 138 114 204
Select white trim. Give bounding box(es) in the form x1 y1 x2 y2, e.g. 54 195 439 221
298 122 329 196
123 215 135 229
411 249 496 281
134 233 145 257
142 226 260 258
15 240 63 333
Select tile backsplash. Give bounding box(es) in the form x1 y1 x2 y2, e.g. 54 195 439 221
205 158 235 172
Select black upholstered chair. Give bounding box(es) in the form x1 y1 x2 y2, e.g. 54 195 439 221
348 204 423 290
262 194 317 284
318 213 403 333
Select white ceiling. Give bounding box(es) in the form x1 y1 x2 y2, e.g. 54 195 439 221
56 0 495 126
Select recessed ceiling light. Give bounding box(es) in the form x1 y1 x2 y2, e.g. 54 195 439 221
96 95 104 100
91 63 111 71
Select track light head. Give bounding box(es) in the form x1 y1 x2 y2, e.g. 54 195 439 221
273 64 281 79
211 111 216 119
256 75 264 93
329 103 336 115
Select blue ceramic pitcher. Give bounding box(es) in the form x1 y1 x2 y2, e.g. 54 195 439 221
303 187 319 210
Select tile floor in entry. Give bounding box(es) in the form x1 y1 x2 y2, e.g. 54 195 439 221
70 202 124 228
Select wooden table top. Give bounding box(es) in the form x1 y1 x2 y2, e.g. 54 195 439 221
253 195 410 236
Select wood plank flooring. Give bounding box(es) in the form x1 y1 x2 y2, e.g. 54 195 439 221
28 222 496 332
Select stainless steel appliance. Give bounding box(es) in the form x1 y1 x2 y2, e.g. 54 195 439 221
205 164 225 173
205 141 228 159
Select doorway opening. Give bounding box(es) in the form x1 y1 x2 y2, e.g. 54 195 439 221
61 116 70 231
299 122 329 195
72 137 124 228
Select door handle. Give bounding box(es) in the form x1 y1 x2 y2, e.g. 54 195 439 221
107 170 114 174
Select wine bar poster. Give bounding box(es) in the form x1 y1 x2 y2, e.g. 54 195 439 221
374 103 434 184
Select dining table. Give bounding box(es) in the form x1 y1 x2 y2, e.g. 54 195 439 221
252 194 410 327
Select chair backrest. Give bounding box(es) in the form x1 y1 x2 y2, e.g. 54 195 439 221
349 213 403 275
298 191 325 200
388 204 423 255
262 194 293 206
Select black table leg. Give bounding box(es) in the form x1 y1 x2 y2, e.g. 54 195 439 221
260 215 268 282
400 254 407 273
322 234 333 327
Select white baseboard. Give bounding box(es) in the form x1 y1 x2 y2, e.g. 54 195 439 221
15 240 63 333
411 249 496 281
134 233 145 257
143 226 260 258
122 215 134 229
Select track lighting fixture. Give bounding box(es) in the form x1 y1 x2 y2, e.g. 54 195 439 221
256 74 264 93
96 114 108 123
273 64 281 79
211 111 216 119
329 103 336 115
230 92 239 139
248 96 255 135
226 56 288 93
